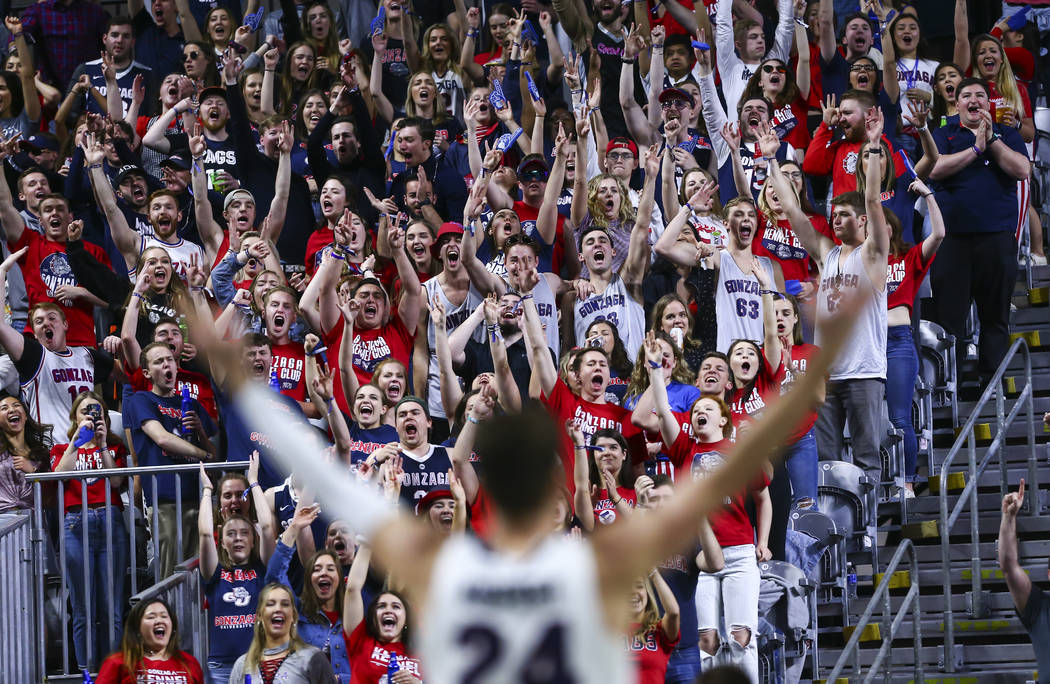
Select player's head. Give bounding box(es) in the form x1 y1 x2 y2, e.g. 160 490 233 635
830 191 868 245
141 342 178 393
697 352 734 398
153 316 185 358
394 397 430 449
240 332 273 381
689 395 732 441
366 591 410 644
475 404 564 528
29 302 68 351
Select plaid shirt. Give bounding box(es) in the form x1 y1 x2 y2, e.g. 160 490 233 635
21 0 108 87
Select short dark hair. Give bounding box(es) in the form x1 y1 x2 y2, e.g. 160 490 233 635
475 404 563 523
957 77 990 98
502 232 540 257
16 166 48 193
241 332 272 350
831 191 866 217
397 116 435 144
839 12 873 41
665 33 691 50
331 116 357 134
651 473 674 489
105 15 134 31
840 88 876 109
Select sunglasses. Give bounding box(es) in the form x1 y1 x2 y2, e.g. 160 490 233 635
518 169 548 182
850 64 876 72
661 100 688 110
184 50 201 61
607 151 635 162
762 64 786 74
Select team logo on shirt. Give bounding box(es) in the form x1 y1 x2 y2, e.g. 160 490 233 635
353 335 393 374
625 631 659 652
843 150 859 176
39 252 76 298
690 450 725 480
222 586 253 608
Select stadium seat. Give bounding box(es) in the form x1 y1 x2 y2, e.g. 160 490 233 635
758 560 817 684
818 460 877 572
918 320 957 426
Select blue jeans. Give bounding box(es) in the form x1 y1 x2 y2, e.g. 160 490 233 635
783 429 819 508
886 325 919 482
64 506 128 670
207 659 234 684
665 644 702 683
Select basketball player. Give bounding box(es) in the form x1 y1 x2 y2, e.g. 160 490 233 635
233 291 859 684
0 247 113 439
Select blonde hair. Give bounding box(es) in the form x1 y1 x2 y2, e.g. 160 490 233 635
971 34 1025 117
758 175 801 219
245 584 308 671
586 174 635 228
633 576 662 636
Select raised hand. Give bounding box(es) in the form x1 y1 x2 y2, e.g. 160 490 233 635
720 121 742 150
427 293 446 329
186 253 206 289
263 46 280 71
902 99 930 130
482 293 499 325
623 23 646 60
188 122 206 158
247 449 260 484
100 51 116 82
0 246 27 273
132 74 145 106
821 94 840 127
643 143 660 176
864 106 884 144
643 330 663 369
311 364 336 400
1002 479 1025 517
907 177 932 197
565 418 586 447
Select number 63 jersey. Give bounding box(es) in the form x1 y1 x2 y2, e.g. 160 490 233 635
420 533 628 684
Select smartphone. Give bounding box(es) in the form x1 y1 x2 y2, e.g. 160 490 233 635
87 404 102 422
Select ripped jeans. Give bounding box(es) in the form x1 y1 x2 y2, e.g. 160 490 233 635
696 544 760 683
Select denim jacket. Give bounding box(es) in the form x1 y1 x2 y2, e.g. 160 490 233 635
265 540 352 680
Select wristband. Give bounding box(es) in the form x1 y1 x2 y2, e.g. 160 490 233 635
132 291 146 302
648 360 661 369
326 397 336 413
241 481 261 500
467 415 480 424
684 202 693 212
520 293 533 301
621 56 636 64
190 285 204 292
329 251 345 261
612 497 623 505
652 44 663 49
89 163 102 170
202 486 213 495
759 289 779 296
972 145 982 157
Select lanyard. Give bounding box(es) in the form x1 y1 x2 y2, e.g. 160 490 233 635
902 58 920 91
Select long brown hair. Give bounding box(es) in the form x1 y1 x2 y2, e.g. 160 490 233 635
245 584 309 671
216 514 262 570
649 294 701 352
741 58 800 107
0 392 52 468
64 390 121 444
971 34 1025 116
119 598 193 677
300 549 345 620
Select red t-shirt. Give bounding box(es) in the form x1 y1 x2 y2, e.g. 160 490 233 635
344 621 422 684
49 442 127 510
306 226 335 276
125 364 218 421
11 231 110 347
347 314 415 389
887 244 935 313
473 45 504 66
626 623 680 684
780 343 820 439
772 97 811 151
541 378 640 496
271 340 307 402
665 432 764 546
729 354 786 427
593 486 636 525
754 212 812 283
321 318 350 414
513 200 565 275
803 124 895 196
95 652 204 684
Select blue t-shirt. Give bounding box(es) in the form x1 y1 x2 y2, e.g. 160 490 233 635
624 381 702 412
69 58 154 117
124 391 217 502
345 419 398 474
931 123 1028 234
659 545 700 654
398 445 453 505
217 389 307 490
204 560 265 663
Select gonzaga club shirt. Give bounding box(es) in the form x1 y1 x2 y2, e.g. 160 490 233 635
666 432 767 547
271 341 307 402
541 378 641 496
49 442 127 510
625 623 679 684
887 244 934 313
344 621 422 683
350 315 415 387
204 561 265 662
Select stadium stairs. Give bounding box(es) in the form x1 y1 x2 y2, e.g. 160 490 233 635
809 264 1050 684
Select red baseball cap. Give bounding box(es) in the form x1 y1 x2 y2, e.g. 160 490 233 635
606 137 639 158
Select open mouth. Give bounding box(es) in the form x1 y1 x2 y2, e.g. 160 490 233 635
359 402 374 419
747 114 760 129
445 248 460 267
380 614 397 628
364 302 378 317
321 199 334 213
213 25 227 38
697 414 708 427
418 89 430 102
273 313 286 329
738 224 753 241
152 625 166 639
317 577 333 593
164 369 174 384
740 361 752 374
966 102 981 114
270 613 286 628
945 84 955 97
253 360 267 374
44 328 54 341
309 113 321 125
297 63 310 78
411 243 426 258
48 217 62 230
6 413 21 429
404 423 418 438
857 74 870 87
769 75 781 86
590 376 603 391
703 373 719 386
982 58 996 72
332 539 346 552
593 248 606 266
153 266 167 280
167 85 179 97
387 380 402 397
439 511 453 525
776 322 787 335
207 109 220 122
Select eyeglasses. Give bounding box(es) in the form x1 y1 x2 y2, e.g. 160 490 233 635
782 171 803 181
184 50 201 61
607 151 635 161
661 100 688 110
850 64 876 72
761 64 786 74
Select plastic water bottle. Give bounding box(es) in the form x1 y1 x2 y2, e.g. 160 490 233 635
269 366 280 392
669 327 684 349
387 653 400 681
179 385 192 435
82 670 93 683
846 562 858 600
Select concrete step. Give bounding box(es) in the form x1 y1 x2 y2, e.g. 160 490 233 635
928 442 1050 467
910 539 1050 565
931 421 1047 448
900 513 1050 541
1008 305 1049 328
933 395 1050 423
818 590 1020 618
881 492 1017 518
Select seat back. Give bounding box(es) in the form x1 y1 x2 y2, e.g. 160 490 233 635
791 509 845 590
918 320 957 412
817 461 871 547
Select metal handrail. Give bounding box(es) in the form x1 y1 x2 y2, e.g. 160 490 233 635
824 540 924 684
129 557 208 665
26 461 247 678
0 514 38 683
939 338 1037 672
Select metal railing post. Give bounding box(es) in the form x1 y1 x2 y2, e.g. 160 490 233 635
32 483 46 680
938 338 1035 672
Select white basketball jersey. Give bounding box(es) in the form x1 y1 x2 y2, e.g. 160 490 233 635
573 276 645 359
714 251 775 353
21 346 95 439
425 278 483 418
139 236 205 283
421 534 629 684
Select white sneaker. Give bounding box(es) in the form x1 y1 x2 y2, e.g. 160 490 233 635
1032 254 1048 266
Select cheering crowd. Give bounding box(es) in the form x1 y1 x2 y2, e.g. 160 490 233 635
0 0 1042 681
